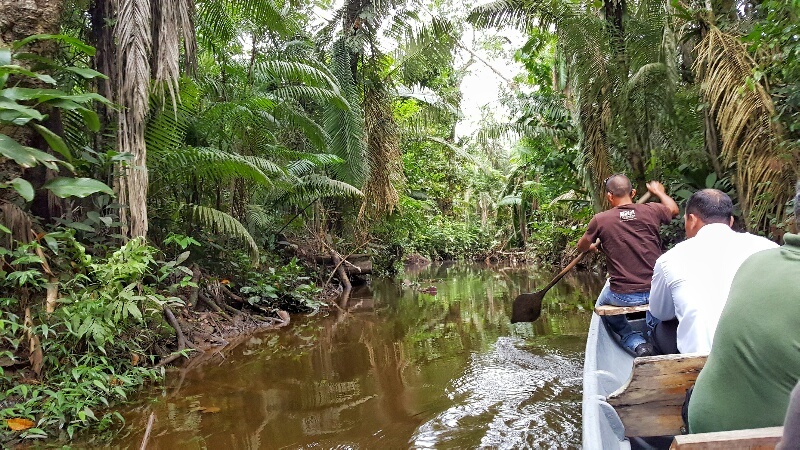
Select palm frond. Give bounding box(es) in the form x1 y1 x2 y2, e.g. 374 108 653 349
272 103 329 151
152 147 278 186
272 86 349 110
188 204 259 264
467 0 569 33
694 25 795 230
361 82 403 218
255 60 341 93
324 39 367 186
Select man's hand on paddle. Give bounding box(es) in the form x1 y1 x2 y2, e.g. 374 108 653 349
646 181 680 217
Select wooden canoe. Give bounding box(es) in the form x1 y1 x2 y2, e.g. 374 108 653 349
582 311 784 449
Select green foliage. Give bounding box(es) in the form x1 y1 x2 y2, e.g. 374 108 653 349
0 35 113 203
373 196 493 264
748 0 800 139
238 257 323 312
0 237 189 444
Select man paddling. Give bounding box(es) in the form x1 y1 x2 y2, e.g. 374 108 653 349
577 174 679 356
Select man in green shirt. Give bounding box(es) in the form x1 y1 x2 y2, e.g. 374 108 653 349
688 182 800 433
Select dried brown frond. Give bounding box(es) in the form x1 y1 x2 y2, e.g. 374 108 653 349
178 0 197 75
694 26 797 231
151 0 197 111
0 201 33 248
115 0 152 238
359 83 404 222
152 0 181 110
578 99 613 210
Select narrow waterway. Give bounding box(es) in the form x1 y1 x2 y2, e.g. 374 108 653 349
98 263 604 449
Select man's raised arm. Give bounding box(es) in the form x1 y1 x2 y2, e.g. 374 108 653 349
646 181 680 217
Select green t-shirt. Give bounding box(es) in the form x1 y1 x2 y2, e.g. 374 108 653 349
688 233 800 433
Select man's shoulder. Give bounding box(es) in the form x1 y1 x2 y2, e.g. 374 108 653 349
736 231 779 246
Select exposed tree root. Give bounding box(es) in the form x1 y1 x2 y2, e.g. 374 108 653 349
158 306 199 367
198 291 231 320
187 264 201 309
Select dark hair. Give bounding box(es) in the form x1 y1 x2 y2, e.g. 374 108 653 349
686 189 733 224
605 174 632 198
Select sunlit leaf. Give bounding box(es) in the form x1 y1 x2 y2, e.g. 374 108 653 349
6 177 34 201
0 133 61 169
13 34 95 56
43 177 113 198
65 66 108 80
32 124 71 161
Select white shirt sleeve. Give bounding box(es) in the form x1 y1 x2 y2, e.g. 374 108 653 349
649 258 676 321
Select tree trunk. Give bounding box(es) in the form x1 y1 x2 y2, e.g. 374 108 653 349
0 0 67 224
0 0 64 46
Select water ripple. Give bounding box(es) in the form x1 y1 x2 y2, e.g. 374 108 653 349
411 336 583 449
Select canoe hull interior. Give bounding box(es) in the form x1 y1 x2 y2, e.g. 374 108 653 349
582 313 642 449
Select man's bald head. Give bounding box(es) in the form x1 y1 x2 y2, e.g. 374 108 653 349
605 174 633 198
686 189 733 225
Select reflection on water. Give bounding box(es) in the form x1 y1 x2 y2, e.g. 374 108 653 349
94 263 604 449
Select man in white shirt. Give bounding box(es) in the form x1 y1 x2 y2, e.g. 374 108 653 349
648 189 778 354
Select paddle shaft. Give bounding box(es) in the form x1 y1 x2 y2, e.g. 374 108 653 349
535 191 652 296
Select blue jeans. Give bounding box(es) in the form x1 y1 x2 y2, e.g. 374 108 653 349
596 281 653 352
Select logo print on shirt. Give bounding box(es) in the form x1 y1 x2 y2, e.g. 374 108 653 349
619 210 636 221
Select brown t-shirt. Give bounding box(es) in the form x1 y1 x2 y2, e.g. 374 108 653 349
583 203 673 293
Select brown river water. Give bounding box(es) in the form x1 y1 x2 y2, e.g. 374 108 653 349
80 262 604 449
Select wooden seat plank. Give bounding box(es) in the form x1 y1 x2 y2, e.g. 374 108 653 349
607 353 707 437
594 304 650 316
670 426 783 449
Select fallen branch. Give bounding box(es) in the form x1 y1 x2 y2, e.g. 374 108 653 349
219 300 240 317
139 412 155 450
330 251 352 291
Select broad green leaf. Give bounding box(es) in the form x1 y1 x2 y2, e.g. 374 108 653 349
78 108 100 132
32 124 71 161
1 88 111 106
13 34 95 56
76 316 94 338
0 65 56 84
67 221 95 232
43 234 59 253
0 133 61 169
126 302 142 321
0 97 46 122
0 48 10 66
8 178 34 201
43 177 113 198
65 66 107 80
705 173 718 189
0 223 10 234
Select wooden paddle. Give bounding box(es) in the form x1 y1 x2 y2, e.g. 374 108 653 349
510 191 652 323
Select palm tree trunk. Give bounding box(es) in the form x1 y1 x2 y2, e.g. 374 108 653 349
115 0 152 239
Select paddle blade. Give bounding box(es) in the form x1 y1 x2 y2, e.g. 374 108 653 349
510 291 546 323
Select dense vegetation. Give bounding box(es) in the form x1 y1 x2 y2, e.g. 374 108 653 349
0 0 798 443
